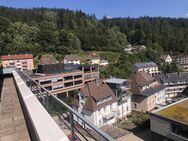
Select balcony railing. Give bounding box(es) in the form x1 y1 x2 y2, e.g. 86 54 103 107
17 70 115 141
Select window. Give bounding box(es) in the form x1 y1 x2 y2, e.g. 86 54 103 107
74 75 82 79
99 120 102 126
64 82 73 87
81 113 85 117
64 76 73 80
134 103 137 108
75 80 83 85
171 123 188 139
104 107 106 112
40 80 51 85
98 109 101 114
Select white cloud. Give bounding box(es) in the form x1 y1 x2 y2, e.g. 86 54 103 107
107 16 113 19
185 13 188 17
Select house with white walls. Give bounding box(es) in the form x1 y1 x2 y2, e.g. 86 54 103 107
160 55 172 64
64 55 80 65
105 78 132 119
72 80 118 128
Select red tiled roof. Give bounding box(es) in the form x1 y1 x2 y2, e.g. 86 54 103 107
40 55 57 65
1 54 33 60
160 55 170 61
87 51 100 60
130 71 155 94
64 55 80 61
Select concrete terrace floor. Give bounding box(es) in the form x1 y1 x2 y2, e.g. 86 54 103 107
0 77 31 141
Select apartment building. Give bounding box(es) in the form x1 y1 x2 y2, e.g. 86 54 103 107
160 54 172 64
0 54 34 70
105 78 132 119
31 63 99 96
154 72 188 101
130 71 166 112
173 55 188 71
64 55 80 65
150 98 188 141
72 80 118 128
132 62 159 76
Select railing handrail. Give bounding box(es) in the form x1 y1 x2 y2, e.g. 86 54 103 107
13 71 69 141
17 70 116 141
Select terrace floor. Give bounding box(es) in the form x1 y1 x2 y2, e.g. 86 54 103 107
0 77 31 141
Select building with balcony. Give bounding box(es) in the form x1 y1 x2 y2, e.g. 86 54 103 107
130 71 166 112
150 98 188 141
72 80 118 128
105 78 132 119
31 63 99 96
64 54 80 65
173 55 188 71
0 54 34 70
132 62 159 76
154 72 188 101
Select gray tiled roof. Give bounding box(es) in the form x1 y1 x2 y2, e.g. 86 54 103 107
139 84 165 97
133 62 157 71
154 72 188 85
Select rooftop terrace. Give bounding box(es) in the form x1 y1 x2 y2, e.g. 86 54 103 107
157 98 188 125
0 77 31 141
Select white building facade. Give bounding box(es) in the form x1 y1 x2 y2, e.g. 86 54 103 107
72 80 132 128
132 62 159 76
154 73 188 102
64 55 80 65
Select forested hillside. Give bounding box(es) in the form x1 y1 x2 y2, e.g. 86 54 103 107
0 7 128 56
0 7 187 78
102 17 188 54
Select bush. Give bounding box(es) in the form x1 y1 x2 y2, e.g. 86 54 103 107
132 112 150 127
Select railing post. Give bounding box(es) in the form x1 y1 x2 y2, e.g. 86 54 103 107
46 93 50 113
69 110 75 141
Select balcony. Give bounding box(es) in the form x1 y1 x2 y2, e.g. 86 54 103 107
103 112 117 120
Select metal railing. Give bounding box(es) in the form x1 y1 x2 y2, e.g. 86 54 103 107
17 70 116 141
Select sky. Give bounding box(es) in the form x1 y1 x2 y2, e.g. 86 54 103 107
1 0 188 19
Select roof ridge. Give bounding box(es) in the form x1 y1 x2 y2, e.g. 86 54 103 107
87 82 94 109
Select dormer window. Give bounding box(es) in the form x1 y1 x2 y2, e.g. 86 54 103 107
96 96 112 105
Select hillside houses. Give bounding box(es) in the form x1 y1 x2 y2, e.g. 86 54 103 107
124 44 146 54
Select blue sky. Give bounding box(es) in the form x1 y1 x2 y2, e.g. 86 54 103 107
1 0 188 19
